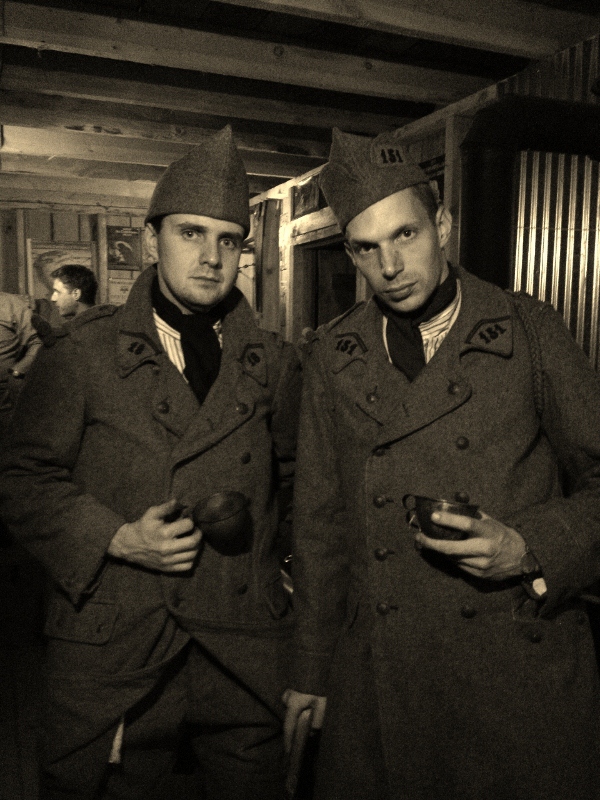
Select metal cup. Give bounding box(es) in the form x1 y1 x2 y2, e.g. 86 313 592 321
403 494 480 540
192 491 252 555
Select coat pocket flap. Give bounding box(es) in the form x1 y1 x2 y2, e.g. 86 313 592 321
44 599 119 645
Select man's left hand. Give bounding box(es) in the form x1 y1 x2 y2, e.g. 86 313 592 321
414 510 527 581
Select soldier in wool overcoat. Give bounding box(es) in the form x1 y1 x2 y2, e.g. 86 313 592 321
0 127 301 800
283 128 600 800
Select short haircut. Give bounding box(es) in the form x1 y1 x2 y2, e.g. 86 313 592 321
51 264 97 306
409 182 441 224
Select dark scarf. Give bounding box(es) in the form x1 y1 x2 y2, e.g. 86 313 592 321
151 276 235 405
376 266 457 382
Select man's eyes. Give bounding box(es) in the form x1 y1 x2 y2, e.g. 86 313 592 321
397 228 416 241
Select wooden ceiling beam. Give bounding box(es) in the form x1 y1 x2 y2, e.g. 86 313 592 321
1 64 413 136
219 0 600 58
0 2 489 104
0 89 331 158
0 172 153 208
0 153 279 196
1 125 326 178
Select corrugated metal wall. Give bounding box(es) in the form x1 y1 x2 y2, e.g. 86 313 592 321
513 152 600 367
501 34 600 366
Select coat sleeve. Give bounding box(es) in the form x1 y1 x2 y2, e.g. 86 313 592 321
507 300 600 612
289 334 351 695
0 335 125 605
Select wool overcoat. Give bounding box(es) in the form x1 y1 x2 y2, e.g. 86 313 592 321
291 266 600 800
0 265 302 768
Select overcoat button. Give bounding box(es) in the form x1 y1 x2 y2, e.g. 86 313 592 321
373 495 387 508
152 366 160 375
236 402 249 415
455 436 469 450
240 452 251 464
460 605 477 619
448 382 460 395
376 602 390 615
374 548 390 561
527 630 543 643
157 400 170 414
237 584 248 595
366 393 377 403
454 491 470 504
373 447 386 457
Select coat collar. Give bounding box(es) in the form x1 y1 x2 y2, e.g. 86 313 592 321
328 266 513 444
114 265 266 449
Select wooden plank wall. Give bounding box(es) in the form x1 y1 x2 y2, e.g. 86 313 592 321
0 208 146 303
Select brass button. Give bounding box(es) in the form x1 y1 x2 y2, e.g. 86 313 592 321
373 495 387 508
527 630 543 643
236 402 249 415
454 491 470 504
374 548 390 561
373 447 387 457
455 436 469 450
152 365 160 375
376 602 390 615
157 400 170 414
366 393 377 403
240 452 251 464
460 605 477 619
448 381 460 395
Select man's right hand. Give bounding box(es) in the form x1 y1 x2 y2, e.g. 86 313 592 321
282 689 327 753
107 498 201 572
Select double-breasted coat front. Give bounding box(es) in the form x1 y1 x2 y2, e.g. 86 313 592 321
291 267 600 800
0 266 302 770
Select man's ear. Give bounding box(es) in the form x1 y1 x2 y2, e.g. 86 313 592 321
344 240 357 267
436 205 453 250
144 223 159 263
73 288 81 301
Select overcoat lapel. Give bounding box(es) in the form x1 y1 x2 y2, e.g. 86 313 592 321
115 267 200 439
332 267 514 447
171 293 265 465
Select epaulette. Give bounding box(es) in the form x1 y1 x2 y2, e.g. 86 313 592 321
66 304 118 331
35 304 118 347
324 300 365 332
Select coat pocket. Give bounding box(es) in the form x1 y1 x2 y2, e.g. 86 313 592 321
44 597 119 645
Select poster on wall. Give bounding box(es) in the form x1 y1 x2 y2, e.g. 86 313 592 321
108 278 136 305
107 226 143 270
26 241 96 302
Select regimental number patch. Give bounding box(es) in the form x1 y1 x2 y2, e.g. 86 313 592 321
465 316 512 354
334 333 367 359
240 343 267 385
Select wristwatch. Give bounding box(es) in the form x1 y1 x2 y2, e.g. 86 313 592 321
520 545 545 599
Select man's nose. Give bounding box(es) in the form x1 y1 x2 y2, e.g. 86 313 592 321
199 237 221 268
380 245 403 279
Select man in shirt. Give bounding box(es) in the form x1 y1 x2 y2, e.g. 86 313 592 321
0 126 301 800
50 263 97 318
0 291 41 428
284 128 600 800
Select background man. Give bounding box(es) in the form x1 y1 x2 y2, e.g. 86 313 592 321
0 126 301 800
0 291 41 428
284 128 600 800
50 263 97 318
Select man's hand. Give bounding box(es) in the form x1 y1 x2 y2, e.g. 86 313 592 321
282 689 327 753
107 498 201 572
414 510 527 581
